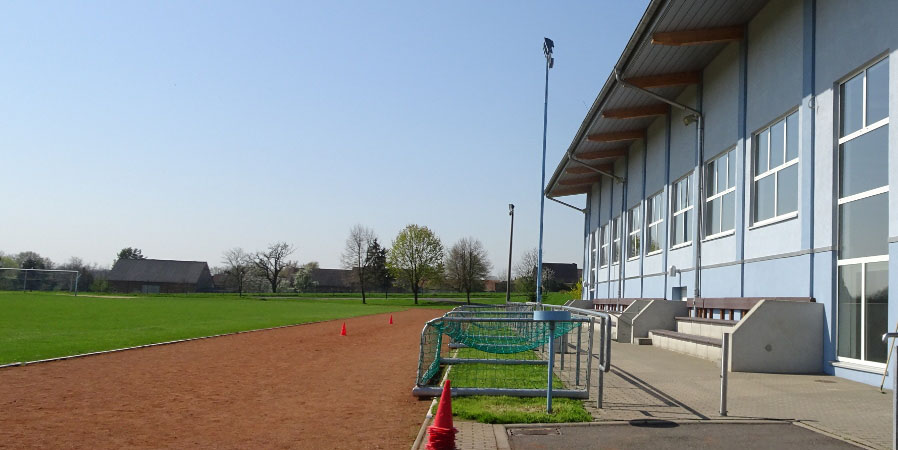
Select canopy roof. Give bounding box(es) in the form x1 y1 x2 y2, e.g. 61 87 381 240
545 0 770 198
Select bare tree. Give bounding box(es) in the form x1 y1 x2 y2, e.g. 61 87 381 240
341 224 376 304
388 224 443 305
514 248 554 302
223 248 253 296
253 242 296 293
444 237 492 304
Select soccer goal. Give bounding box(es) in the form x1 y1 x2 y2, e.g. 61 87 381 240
413 303 612 407
0 268 82 294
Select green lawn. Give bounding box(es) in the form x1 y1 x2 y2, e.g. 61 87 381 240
0 292 411 364
439 348 592 424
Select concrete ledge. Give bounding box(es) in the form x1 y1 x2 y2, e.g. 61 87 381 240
729 300 824 373
650 329 722 347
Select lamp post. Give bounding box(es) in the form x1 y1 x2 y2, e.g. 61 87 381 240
506 204 515 304
536 37 554 304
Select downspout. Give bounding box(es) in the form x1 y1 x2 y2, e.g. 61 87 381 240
618 154 628 299
614 69 704 301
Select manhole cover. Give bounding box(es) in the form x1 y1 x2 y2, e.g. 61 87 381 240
508 427 562 436
814 379 836 384
628 419 679 428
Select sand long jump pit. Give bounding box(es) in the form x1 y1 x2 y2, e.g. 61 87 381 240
0 308 443 449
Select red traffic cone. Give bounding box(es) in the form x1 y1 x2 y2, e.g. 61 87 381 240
340 322 347 336
389 314 393 325
426 380 456 450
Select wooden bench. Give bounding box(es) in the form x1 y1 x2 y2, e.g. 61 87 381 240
591 298 640 313
685 297 814 320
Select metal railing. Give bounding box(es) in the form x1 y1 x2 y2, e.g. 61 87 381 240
883 332 898 450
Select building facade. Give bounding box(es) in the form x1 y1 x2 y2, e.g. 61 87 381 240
545 0 898 386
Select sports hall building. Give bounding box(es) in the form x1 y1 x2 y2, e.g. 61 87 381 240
545 0 898 386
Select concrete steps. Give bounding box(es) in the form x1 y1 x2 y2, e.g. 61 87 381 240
649 317 734 362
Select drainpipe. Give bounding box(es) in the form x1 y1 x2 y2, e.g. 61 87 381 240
619 154 628 299
614 69 704 302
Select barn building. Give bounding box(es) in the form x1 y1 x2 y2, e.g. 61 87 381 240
545 0 898 386
108 259 214 294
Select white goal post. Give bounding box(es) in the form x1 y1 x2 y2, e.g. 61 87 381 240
0 268 81 295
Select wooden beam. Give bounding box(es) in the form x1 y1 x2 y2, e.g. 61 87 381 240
559 175 602 186
565 163 614 175
550 186 591 197
602 104 669 119
586 130 644 143
577 148 628 160
623 71 701 89
652 26 744 46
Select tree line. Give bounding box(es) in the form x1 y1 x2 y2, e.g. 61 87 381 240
2 224 561 300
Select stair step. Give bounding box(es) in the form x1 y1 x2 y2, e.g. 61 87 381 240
649 329 722 347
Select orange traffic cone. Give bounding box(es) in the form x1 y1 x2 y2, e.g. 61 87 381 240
389 314 393 325
426 380 456 450
340 322 347 336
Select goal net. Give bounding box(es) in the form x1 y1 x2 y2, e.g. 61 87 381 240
0 268 81 293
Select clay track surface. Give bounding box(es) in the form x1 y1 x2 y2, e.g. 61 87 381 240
0 308 444 449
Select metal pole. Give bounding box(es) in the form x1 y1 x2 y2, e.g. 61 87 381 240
74 272 80 296
882 332 898 449
586 317 594 393
506 205 515 304
720 332 730 416
546 321 556 413
598 316 605 409
22 270 27 292
537 38 553 304
575 323 582 386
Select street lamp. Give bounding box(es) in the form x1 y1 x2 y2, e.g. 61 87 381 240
506 204 515 304
536 37 554 304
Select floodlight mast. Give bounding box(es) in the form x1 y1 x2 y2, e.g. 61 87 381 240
536 37 553 304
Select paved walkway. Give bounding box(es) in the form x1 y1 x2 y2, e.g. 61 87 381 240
417 341 892 449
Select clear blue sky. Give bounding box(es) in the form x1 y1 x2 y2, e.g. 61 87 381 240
2 1 648 272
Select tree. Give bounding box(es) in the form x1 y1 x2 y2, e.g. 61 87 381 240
253 242 295 293
294 261 320 293
365 239 393 298
514 248 555 302
388 224 444 305
444 237 492 304
341 224 376 304
222 248 252 296
117 247 145 261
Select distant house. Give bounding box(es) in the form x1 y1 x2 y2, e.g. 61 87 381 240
312 268 353 292
108 259 214 294
542 263 579 290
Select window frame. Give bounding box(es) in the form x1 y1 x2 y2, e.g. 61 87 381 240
627 204 642 261
834 55 891 366
670 173 693 249
704 148 737 240
599 223 610 268
751 109 800 227
611 216 622 264
645 191 664 256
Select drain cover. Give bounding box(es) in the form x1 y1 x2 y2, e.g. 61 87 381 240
508 427 562 436
814 379 836 384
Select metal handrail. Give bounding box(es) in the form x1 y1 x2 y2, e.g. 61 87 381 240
882 332 898 450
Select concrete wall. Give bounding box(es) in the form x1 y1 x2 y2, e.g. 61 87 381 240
730 300 824 373
631 300 689 341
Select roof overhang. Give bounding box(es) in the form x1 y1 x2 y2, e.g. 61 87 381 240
545 0 769 198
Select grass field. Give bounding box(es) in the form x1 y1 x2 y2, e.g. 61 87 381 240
0 292 420 365
439 348 592 424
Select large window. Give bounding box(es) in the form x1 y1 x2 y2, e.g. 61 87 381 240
837 57 890 365
706 149 737 237
611 216 621 264
753 111 799 224
627 205 642 260
671 174 693 247
646 191 664 255
599 223 610 268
